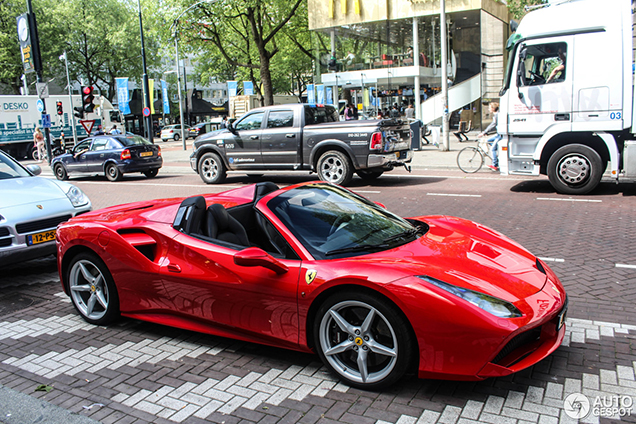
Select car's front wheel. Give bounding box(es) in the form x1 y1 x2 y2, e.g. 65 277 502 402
54 163 68 180
105 163 122 181
314 291 414 390
66 252 120 325
198 152 227 184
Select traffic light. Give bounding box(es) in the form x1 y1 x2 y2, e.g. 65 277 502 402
74 106 84 119
56 101 63 115
82 86 95 113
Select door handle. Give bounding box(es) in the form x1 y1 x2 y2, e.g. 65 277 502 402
167 264 181 273
554 113 570 121
250 135 259 140
285 134 296 138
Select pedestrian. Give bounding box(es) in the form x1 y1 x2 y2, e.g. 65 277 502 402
477 102 501 171
110 125 121 135
345 104 355 121
405 103 415 119
389 103 400 118
376 109 384 119
94 125 105 136
33 127 45 162
221 116 228 129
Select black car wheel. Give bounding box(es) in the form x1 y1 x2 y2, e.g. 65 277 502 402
143 169 158 178
317 150 353 185
105 163 122 181
314 291 414 390
198 152 227 184
356 169 384 180
54 163 68 180
66 252 120 326
547 144 603 195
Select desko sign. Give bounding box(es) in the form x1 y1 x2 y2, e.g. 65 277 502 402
3 102 29 112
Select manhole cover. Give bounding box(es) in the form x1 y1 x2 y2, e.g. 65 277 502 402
0 293 43 316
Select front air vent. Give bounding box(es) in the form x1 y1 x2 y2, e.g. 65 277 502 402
0 228 9 237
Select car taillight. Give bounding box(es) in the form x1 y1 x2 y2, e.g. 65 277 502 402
370 132 383 150
157 146 161 157
121 149 131 160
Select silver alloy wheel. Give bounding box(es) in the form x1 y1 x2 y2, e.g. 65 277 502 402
320 154 345 183
69 259 110 321
556 153 590 185
201 156 219 180
319 300 398 384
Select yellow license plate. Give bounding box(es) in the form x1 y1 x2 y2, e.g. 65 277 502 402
140 151 153 157
395 152 400 159
27 229 56 246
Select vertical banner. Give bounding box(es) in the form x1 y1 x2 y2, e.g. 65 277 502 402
307 84 315 104
16 14 34 73
316 84 325 104
161 80 170 115
243 81 254 96
325 87 333 105
228 81 238 97
149 79 155 114
116 78 131 115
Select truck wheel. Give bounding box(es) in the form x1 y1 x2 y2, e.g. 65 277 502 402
318 151 353 185
547 144 603 195
198 152 226 184
356 169 384 180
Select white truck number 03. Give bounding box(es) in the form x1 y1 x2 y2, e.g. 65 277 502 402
610 112 622 120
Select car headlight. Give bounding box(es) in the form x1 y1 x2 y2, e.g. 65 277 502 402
66 185 90 208
417 275 522 318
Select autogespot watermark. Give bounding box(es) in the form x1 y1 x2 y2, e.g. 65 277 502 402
564 393 633 419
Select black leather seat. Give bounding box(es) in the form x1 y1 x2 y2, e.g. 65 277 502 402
204 203 250 246
173 196 207 235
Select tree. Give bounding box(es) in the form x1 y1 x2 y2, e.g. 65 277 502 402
507 0 547 21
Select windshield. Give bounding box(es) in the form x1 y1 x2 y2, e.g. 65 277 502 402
0 152 31 179
268 184 421 259
115 135 153 147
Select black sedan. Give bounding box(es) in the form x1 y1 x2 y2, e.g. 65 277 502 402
52 135 163 182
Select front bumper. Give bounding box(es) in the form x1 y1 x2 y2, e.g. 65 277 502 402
368 149 414 168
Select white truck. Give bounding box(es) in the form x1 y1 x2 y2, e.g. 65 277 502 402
0 95 119 159
498 0 636 194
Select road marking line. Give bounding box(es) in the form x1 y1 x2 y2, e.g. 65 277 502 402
538 257 565 263
426 193 482 197
536 197 602 203
616 264 636 269
70 181 236 189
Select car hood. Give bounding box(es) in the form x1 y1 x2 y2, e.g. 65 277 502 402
0 176 69 207
357 216 548 302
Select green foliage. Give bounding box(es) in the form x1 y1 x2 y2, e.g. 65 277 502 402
507 0 548 21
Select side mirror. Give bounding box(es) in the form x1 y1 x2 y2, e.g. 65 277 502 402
228 122 237 134
26 164 42 176
234 247 288 274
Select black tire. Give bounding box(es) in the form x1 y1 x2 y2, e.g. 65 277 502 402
317 150 353 185
356 169 384 181
65 252 120 325
54 163 69 180
547 144 603 195
457 147 484 173
313 290 414 390
105 163 122 181
198 152 227 184
143 169 158 178
174 133 180 141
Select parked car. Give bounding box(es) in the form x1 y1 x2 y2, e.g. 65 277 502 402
56 181 567 390
51 135 162 182
189 120 223 138
160 124 191 142
0 150 91 267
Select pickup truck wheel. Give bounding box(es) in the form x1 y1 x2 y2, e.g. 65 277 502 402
547 144 603 195
199 152 226 184
357 169 384 180
318 151 353 185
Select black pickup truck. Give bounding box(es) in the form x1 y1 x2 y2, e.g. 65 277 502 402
190 104 413 185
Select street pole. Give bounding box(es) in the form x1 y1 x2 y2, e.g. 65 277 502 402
61 52 78 146
440 0 450 151
137 0 153 144
183 62 189 126
173 34 186 148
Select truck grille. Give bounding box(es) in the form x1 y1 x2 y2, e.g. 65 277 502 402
15 215 71 234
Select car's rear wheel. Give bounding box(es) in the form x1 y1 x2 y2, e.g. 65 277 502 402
66 252 120 325
174 133 180 141
317 150 353 185
198 152 226 184
314 291 414 390
143 169 158 178
105 163 122 181
54 163 68 180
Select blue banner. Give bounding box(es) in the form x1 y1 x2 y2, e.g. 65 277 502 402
316 84 324 104
325 87 333 105
116 78 131 115
307 84 315 104
228 81 238 97
161 80 170 114
243 81 253 96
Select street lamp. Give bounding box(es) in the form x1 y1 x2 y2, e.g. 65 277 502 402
137 0 153 143
59 51 78 146
169 0 218 151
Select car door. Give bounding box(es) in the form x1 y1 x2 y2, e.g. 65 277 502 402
261 109 299 167
226 112 264 168
84 137 112 173
159 233 302 348
65 139 92 174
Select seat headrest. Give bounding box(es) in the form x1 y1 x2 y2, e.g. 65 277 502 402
208 203 230 229
173 196 207 232
254 182 279 202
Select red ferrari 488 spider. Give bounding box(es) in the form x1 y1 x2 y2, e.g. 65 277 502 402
57 182 567 389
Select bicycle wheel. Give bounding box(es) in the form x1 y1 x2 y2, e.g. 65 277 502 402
457 147 484 173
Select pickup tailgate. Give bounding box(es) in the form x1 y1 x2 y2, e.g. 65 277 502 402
378 120 411 152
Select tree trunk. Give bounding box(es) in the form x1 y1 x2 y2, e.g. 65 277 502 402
259 52 274 106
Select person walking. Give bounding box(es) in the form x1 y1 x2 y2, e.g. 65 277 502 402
477 102 501 171
221 116 228 129
109 125 121 135
404 103 415 119
33 127 45 162
345 104 355 121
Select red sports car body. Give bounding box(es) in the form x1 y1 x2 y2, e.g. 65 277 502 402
57 182 567 389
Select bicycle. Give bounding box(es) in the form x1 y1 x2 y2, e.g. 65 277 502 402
456 138 495 173
31 141 48 163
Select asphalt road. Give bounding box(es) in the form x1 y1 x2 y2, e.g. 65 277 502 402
1 162 635 424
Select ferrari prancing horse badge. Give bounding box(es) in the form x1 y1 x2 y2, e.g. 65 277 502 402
305 269 317 285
